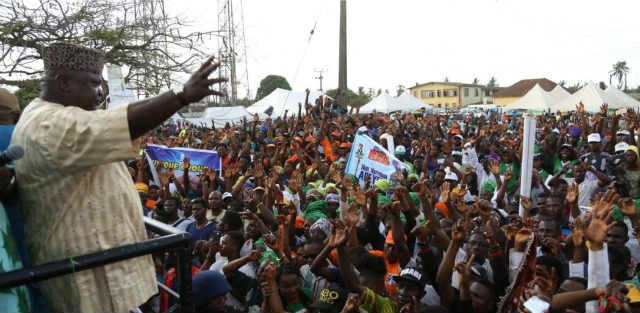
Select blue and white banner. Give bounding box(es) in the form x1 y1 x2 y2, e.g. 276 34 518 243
145 144 221 190
345 134 408 186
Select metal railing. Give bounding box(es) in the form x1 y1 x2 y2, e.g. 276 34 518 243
0 216 194 313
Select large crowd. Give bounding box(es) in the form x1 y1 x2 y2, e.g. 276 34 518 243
130 98 640 313
3 42 640 313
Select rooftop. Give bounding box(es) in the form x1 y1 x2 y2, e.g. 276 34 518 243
409 81 486 90
492 78 558 98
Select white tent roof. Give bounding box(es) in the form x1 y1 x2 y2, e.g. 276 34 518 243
551 83 617 113
549 85 571 102
186 106 266 127
396 92 434 111
358 94 401 114
604 87 640 110
246 88 324 117
504 83 557 112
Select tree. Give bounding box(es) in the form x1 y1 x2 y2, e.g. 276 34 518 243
0 0 215 95
472 78 479 85
599 81 607 90
566 82 584 94
559 80 566 87
444 77 449 82
487 77 498 89
396 85 405 97
326 88 371 108
14 85 40 110
609 61 630 90
255 75 291 100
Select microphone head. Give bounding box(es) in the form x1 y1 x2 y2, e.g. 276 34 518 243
5 145 24 161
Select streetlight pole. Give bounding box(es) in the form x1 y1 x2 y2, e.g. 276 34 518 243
337 0 347 109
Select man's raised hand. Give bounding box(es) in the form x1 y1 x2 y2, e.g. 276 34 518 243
180 56 227 104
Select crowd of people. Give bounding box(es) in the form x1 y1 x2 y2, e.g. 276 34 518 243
131 98 640 313
2 42 640 313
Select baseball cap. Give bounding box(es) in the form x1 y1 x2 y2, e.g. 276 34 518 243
308 283 347 313
452 150 463 157
615 142 630 153
587 133 601 143
395 145 406 155
192 271 231 306
444 170 458 182
222 192 233 201
453 134 464 141
617 130 631 136
393 267 427 289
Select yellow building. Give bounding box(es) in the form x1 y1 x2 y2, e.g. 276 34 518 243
492 78 559 106
408 82 486 109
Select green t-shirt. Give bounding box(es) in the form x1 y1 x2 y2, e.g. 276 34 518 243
359 288 396 313
286 288 313 313
499 162 520 193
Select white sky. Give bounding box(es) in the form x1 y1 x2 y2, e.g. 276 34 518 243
166 0 640 98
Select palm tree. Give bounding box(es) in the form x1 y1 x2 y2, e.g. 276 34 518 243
609 61 630 90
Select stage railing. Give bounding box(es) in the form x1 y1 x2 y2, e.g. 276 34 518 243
0 216 194 313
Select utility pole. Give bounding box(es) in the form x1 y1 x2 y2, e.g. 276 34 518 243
314 69 325 93
337 0 347 109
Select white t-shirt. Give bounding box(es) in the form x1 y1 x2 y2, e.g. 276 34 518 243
564 177 600 207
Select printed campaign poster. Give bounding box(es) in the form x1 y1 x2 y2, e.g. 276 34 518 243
344 134 408 187
145 144 221 190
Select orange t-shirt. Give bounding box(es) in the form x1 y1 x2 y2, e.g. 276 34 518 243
369 250 400 296
321 137 337 161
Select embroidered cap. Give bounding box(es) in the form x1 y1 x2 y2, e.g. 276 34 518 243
42 42 105 74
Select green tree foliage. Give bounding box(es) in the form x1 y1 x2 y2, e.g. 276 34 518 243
609 61 630 90
326 88 371 108
14 86 40 110
255 75 291 100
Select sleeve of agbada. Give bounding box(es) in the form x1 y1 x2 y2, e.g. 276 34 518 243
35 104 139 172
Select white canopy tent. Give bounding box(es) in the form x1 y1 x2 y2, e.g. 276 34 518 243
396 92 434 111
504 83 557 112
550 83 617 113
186 106 267 128
549 85 571 103
604 86 640 110
246 88 324 117
358 94 400 114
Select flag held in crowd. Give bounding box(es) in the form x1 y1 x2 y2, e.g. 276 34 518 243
145 144 222 189
345 134 408 187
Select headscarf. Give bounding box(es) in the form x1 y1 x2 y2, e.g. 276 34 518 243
310 218 331 238
481 180 497 194
374 179 394 193
625 145 640 168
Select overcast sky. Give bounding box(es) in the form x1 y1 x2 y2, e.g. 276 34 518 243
167 0 640 98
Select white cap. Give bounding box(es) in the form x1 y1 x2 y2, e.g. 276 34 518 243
395 145 406 155
552 128 560 134
452 150 463 156
587 133 601 143
453 134 464 140
617 130 631 136
222 192 233 200
615 141 629 153
357 126 368 133
444 170 458 182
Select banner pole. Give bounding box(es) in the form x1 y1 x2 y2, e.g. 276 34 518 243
519 114 536 217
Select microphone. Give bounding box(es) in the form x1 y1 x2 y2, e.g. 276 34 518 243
0 145 24 166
